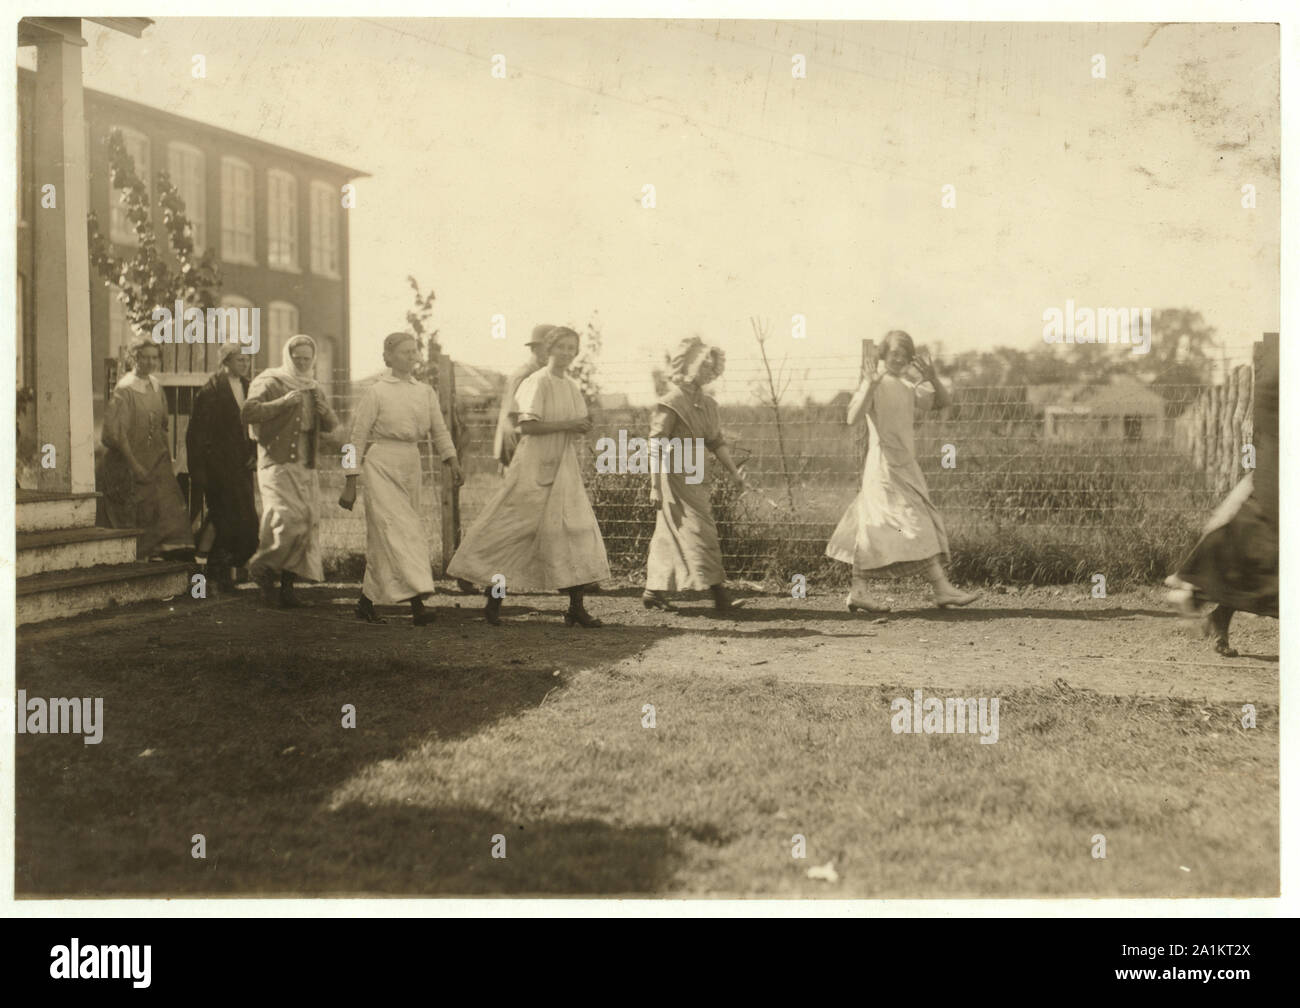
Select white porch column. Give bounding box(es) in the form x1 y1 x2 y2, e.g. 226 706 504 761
32 18 96 494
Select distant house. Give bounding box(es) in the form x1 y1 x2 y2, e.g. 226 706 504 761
452 360 506 405
1029 375 1169 441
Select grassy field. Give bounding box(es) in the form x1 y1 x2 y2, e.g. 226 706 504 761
15 584 1278 898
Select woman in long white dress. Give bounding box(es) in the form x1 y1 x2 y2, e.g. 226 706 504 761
339 332 463 626
447 326 611 627
825 330 978 612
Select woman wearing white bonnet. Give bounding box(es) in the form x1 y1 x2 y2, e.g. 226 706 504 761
642 336 748 613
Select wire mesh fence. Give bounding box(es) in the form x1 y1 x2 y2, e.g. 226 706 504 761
324 352 1261 587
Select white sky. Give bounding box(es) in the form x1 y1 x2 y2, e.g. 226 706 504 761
24 16 1280 402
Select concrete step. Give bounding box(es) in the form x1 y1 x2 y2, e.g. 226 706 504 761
15 490 99 532
15 561 193 626
16 526 140 578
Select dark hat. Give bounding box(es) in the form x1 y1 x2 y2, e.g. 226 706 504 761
527 324 556 346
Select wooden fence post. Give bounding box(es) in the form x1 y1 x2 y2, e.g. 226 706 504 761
1254 333 1277 451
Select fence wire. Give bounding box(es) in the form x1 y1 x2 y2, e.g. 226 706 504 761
326 359 1256 581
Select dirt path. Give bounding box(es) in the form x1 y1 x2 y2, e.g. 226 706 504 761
23 582 1277 704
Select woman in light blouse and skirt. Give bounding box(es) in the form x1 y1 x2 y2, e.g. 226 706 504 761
447 326 610 627
100 336 192 559
340 333 463 625
242 334 339 608
642 337 748 613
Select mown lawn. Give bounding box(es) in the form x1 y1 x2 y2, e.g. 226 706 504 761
15 595 1277 898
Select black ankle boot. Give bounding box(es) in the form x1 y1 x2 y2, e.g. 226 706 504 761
484 586 504 625
355 593 386 624
642 590 677 611
279 572 308 608
410 596 436 626
710 583 745 613
564 587 602 628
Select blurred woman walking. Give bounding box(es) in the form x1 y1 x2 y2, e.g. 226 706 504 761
339 332 462 625
1165 349 1277 656
642 337 748 613
447 326 610 627
242 334 339 608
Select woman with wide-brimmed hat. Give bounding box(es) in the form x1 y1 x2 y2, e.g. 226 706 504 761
447 325 610 627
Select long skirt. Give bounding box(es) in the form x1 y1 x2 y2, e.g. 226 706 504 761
203 468 259 569
645 470 724 590
249 462 323 582
825 448 948 576
447 437 609 593
101 451 191 559
362 440 435 604
1175 473 1277 617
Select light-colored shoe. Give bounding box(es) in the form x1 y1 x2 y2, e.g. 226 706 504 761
1165 586 1198 617
846 593 891 614
933 587 979 608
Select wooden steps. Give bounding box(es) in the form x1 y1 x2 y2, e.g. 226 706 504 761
16 560 193 626
14 489 195 625
16 526 140 578
15 489 98 531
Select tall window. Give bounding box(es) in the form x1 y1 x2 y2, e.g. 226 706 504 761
221 156 255 264
110 127 151 244
167 143 206 253
309 181 340 277
267 170 298 270
313 336 335 403
267 301 299 368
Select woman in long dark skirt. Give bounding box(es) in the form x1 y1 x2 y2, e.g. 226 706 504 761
187 344 259 591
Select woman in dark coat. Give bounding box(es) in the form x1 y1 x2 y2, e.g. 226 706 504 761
187 344 259 591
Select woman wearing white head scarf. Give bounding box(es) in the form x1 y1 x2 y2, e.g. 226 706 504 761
241 334 339 607
642 337 748 613
100 335 192 558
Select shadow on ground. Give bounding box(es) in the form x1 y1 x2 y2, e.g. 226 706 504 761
15 588 687 896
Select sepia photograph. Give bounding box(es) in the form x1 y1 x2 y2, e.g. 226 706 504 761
5 7 1284 910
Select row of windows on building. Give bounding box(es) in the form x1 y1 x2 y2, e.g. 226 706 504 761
106 293 337 393
108 128 343 276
